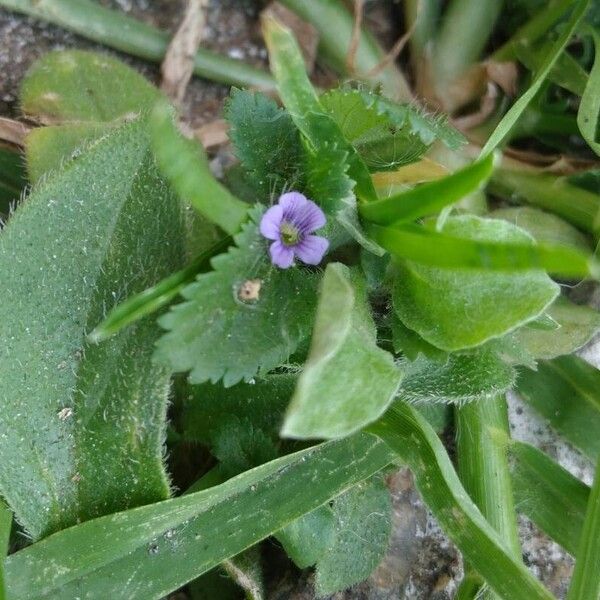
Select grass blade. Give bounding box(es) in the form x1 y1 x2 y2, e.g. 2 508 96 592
369 402 555 600
359 154 495 225
510 441 589 556
480 0 589 156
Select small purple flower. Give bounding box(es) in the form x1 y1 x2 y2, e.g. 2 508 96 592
260 191 329 269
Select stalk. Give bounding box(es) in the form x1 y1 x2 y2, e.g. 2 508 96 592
0 500 11 600
0 0 275 90
567 457 600 600
493 0 575 61
456 397 521 600
488 167 600 236
432 0 503 84
404 0 441 68
278 0 413 101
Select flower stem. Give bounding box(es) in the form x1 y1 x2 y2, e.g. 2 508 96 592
277 0 413 101
404 0 441 68
456 396 522 600
0 0 275 90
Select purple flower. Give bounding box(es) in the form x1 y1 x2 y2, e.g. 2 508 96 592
260 191 329 269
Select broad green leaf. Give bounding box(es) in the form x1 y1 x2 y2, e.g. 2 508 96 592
514 296 600 359
21 50 160 123
277 506 335 569
391 216 560 351
517 356 600 460
369 402 555 600
480 0 590 156
149 101 248 235
224 89 303 195
567 456 600 600
0 119 185 539
577 28 600 157
360 154 495 225
369 220 596 279
490 207 592 253
3 435 395 600
510 441 589 556
391 313 447 360
262 17 376 202
398 350 515 404
315 476 392 596
282 263 402 439
155 207 319 387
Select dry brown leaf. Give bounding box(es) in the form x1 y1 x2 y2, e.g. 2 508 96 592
195 119 230 149
0 117 31 147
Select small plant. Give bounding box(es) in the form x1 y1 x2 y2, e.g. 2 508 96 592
0 1 599 599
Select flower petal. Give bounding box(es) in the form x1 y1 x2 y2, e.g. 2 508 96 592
296 199 326 234
260 205 284 240
279 191 308 219
295 235 329 265
269 240 295 269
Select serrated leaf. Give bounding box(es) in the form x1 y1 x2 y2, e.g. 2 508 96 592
514 296 600 359
277 505 335 569
398 350 515 404
315 476 392 596
282 263 402 439
4 434 395 600
155 207 319 387
392 215 560 351
0 119 185 539
21 50 160 123
224 89 303 196
517 356 600 460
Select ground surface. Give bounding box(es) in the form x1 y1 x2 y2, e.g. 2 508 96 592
0 2 594 598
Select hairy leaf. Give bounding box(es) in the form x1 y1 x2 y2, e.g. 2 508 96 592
517 356 600 460
282 263 402 439
0 119 185 539
392 215 559 351
0 147 26 213
155 207 319 387
3 435 395 600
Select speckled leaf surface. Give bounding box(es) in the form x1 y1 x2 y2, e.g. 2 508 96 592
282 263 402 439
0 119 185 539
392 215 560 351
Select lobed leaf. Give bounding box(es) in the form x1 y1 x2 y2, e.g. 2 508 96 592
155 206 319 387
0 119 185 539
282 263 402 439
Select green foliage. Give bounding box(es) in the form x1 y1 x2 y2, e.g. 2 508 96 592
155 207 319 387
392 215 559 351
398 350 515 404
0 119 185 539
510 441 589 556
514 296 600 359
369 403 555 600
0 147 26 214
577 28 600 157
282 263 402 439
315 476 392 596
225 88 303 196
517 356 600 460
3 435 395 600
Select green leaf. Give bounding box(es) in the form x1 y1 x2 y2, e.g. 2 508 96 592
0 119 185 539
3 434 395 600
390 313 446 360
276 506 335 569
149 100 248 235
262 17 376 202
514 296 600 359
155 206 319 387
315 476 392 596
20 50 161 123
359 154 495 225
517 356 600 460
398 350 515 404
221 548 265 600
490 207 592 253
0 147 26 214
282 263 402 439
391 215 560 351
567 456 600 600
369 402 555 600
510 441 589 556
480 0 590 156
224 88 303 195
577 27 600 157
